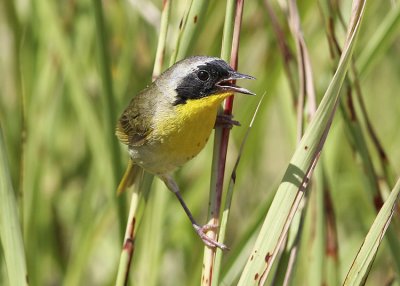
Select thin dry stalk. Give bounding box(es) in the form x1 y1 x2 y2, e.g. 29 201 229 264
201 1 246 285
115 1 170 284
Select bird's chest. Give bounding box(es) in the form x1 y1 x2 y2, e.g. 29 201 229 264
130 95 225 175
155 99 219 162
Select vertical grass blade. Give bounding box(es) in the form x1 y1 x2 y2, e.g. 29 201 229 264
271 0 319 282
237 0 367 284
115 1 171 284
170 0 209 63
305 166 325 286
324 183 340 286
153 0 171 80
343 178 400 285
0 125 28 286
115 171 153 286
91 0 126 241
115 182 142 286
202 0 244 285
357 3 400 77
212 95 265 286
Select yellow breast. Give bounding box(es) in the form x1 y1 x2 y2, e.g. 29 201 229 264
143 93 230 174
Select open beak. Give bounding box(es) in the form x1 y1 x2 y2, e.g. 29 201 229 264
216 71 256 95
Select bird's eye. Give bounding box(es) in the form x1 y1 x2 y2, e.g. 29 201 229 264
197 70 210 81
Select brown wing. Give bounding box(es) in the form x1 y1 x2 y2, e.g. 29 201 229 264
116 112 152 146
116 87 157 146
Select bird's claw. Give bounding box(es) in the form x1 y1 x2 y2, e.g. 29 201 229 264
215 114 241 129
193 224 229 250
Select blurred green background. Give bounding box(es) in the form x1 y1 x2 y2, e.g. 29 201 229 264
0 0 399 285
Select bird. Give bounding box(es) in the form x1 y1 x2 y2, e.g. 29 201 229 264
116 56 255 249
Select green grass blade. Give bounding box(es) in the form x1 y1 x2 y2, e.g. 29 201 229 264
0 124 28 286
237 1 367 284
115 172 153 286
305 166 325 286
153 0 171 79
270 0 319 282
91 0 126 241
170 0 210 63
324 183 340 286
115 1 170 283
220 193 274 285
212 95 265 286
343 178 400 285
35 0 107 169
220 0 236 61
201 0 238 285
357 3 400 77
338 98 400 273
132 178 166 286
115 188 142 286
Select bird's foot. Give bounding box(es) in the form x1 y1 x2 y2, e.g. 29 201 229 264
193 224 229 250
215 114 241 129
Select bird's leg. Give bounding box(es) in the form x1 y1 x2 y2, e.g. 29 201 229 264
215 113 241 129
161 175 229 250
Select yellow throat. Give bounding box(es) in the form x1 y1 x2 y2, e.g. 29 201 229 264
152 93 231 172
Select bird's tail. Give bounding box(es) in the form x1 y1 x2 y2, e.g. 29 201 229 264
117 159 141 195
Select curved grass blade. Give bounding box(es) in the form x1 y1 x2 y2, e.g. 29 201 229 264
237 0 367 284
343 178 400 286
0 125 28 286
220 193 274 285
320 0 400 273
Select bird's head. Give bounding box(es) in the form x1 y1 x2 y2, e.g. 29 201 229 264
156 56 255 105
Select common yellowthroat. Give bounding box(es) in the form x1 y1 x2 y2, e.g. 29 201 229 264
116 56 254 249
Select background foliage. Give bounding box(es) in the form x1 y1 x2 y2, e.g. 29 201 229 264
0 0 399 285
